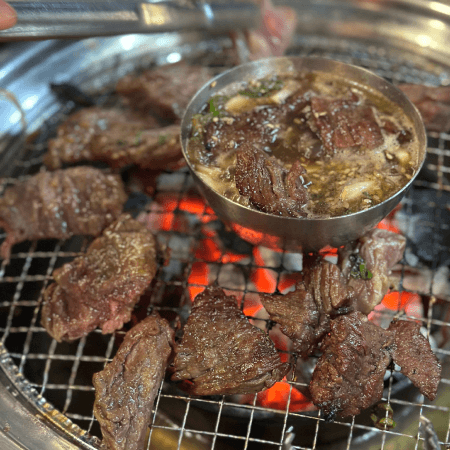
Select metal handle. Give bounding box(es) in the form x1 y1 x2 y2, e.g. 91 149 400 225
0 0 261 40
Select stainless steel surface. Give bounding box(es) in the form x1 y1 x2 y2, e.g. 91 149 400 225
287 0 450 66
0 2 449 450
420 415 442 450
0 345 100 449
0 0 260 40
181 56 427 252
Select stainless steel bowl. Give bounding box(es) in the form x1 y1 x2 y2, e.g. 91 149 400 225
181 56 427 252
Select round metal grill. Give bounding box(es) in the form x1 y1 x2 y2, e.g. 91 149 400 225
0 23 449 450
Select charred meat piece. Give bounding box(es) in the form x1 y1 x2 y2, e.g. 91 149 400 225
309 311 394 418
309 313 441 418
262 229 406 356
260 283 331 357
171 286 289 395
0 166 126 261
338 228 406 314
398 84 450 132
93 313 174 450
45 107 159 170
116 62 212 120
89 124 183 170
310 95 384 154
204 104 285 156
204 93 309 156
388 320 441 400
302 258 354 313
235 144 309 217
41 215 158 341
261 254 355 358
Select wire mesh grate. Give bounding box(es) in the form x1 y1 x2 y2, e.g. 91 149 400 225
0 37 449 450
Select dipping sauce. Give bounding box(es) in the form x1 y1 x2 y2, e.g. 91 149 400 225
187 70 420 218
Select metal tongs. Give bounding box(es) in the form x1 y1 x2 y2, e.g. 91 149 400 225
0 0 261 40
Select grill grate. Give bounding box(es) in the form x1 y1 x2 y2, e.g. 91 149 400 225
0 36 450 450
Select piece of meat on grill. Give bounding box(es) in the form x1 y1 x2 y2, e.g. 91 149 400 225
309 313 441 418
302 256 354 313
235 144 309 217
116 62 213 120
262 253 352 346
41 214 158 342
93 313 174 450
171 286 290 395
89 123 183 170
260 283 331 358
388 320 441 401
261 228 406 357
338 228 406 314
398 84 450 132
44 107 159 170
310 94 384 154
0 166 127 262
309 311 394 418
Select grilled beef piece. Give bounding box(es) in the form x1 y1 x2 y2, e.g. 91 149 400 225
309 312 394 418
398 84 450 132
93 313 174 450
338 228 406 314
388 320 441 400
204 106 282 156
116 62 212 120
310 95 384 154
45 107 159 170
41 215 158 341
171 286 290 395
260 283 331 357
261 229 406 357
204 93 309 156
309 313 441 418
45 106 182 171
89 124 183 170
0 166 126 261
235 144 309 217
302 258 354 313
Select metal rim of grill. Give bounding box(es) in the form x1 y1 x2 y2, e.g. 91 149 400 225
0 6 450 449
